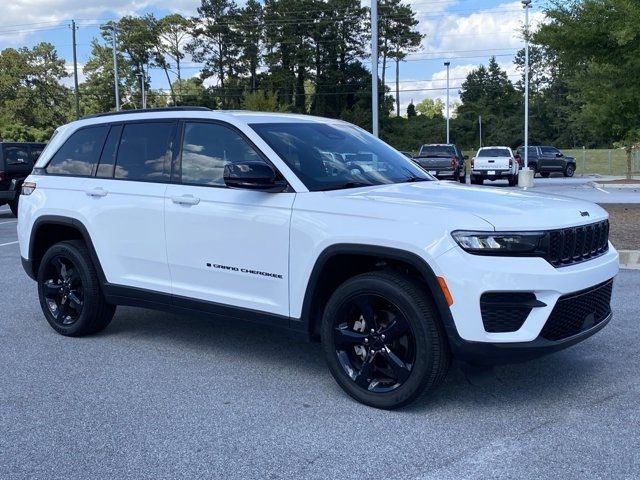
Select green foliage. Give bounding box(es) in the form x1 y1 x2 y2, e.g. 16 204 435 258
415 98 444 118
406 101 417 118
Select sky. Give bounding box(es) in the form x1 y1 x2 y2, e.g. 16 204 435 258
0 0 547 114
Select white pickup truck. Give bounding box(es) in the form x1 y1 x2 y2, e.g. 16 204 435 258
470 146 519 186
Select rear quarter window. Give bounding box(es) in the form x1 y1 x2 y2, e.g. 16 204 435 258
4 146 30 165
46 126 110 176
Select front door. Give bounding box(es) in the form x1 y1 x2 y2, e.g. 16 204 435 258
164 121 294 317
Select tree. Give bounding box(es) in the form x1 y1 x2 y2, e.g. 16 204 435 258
415 98 444 118
378 0 424 116
155 14 190 105
237 0 264 91
406 101 416 117
534 0 640 177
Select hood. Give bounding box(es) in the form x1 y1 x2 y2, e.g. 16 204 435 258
322 181 607 231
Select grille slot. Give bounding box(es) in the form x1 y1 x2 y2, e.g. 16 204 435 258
540 280 613 341
481 292 541 333
547 220 609 267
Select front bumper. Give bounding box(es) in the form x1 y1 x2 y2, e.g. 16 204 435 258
434 244 619 363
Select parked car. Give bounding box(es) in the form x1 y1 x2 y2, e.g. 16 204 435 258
470 146 519 186
414 144 467 183
18 108 618 409
516 145 577 178
399 151 414 159
0 142 46 216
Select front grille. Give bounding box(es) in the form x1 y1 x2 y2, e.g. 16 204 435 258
481 292 538 333
547 220 609 267
540 279 613 341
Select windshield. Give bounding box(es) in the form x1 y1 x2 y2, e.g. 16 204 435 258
419 145 456 157
477 148 511 157
250 122 432 191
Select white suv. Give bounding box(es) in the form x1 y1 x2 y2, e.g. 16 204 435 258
17 108 619 409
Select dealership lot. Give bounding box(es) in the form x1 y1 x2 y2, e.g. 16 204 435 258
1 199 639 479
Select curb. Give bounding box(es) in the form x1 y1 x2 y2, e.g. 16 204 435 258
619 250 640 270
592 182 640 190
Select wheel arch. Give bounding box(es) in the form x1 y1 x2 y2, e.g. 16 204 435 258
27 215 107 285
299 244 457 345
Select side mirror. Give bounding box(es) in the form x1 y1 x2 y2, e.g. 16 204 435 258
556 152 564 157
223 161 287 192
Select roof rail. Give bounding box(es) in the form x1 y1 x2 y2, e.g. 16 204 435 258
82 106 212 120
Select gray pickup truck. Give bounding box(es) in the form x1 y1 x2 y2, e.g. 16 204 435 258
414 144 467 183
516 145 576 178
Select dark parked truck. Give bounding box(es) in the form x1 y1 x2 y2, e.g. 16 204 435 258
0 142 46 216
516 145 576 178
414 144 466 183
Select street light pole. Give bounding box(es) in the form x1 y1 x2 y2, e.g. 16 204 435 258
136 73 146 109
111 24 120 112
522 0 532 170
371 0 379 137
444 61 450 144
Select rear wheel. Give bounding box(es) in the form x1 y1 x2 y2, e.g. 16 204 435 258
321 271 450 409
37 240 115 336
508 175 518 187
471 176 483 185
564 164 575 177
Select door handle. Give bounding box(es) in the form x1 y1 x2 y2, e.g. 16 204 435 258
85 187 108 197
171 195 200 206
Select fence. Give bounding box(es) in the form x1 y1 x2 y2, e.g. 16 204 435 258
560 149 640 176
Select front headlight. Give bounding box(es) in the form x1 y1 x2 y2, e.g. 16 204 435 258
452 231 546 255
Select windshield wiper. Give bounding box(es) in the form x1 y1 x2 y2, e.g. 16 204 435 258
319 181 372 191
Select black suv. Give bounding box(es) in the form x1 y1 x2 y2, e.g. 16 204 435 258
516 146 576 178
0 142 46 216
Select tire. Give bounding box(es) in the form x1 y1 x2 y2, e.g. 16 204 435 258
508 175 518 187
564 164 575 177
8 196 19 217
452 170 460 182
540 172 551 178
320 271 451 409
37 240 115 337
472 176 484 185
459 172 466 184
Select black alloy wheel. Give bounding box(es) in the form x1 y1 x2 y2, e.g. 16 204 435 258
37 240 115 336
564 164 575 177
321 271 450 409
332 294 416 393
41 255 85 327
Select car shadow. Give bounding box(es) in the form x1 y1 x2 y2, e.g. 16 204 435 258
101 306 603 412
0 209 15 220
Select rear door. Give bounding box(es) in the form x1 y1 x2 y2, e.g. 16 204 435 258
79 121 176 293
164 120 294 317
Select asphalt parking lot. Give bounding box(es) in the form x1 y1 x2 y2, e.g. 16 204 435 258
1 199 639 479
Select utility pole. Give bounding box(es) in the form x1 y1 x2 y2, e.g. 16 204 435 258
136 73 146 109
71 20 80 119
371 0 379 137
111 24 120 112
444 61 450 144
523 0 532 169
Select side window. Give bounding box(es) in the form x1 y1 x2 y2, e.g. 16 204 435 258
46 126 109 176
114 122 174 182
4 146 30 165
96 125 123 178
528 147 537 156
180 122 264 186
30 147 44 163
541 147 558 155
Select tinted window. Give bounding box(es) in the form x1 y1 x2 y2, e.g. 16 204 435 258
541 147 560 155
30 147 44 162
419 145 456 157
114 122 174 181
477 148 511 157
4 146 30 165
180 122 264 186
251 122 430 191
96 125 123 178
46 126 109 176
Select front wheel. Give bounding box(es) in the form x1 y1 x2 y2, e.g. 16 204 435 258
37 240 115 336
8 196 19 217
564 164 575 177
508 175 518 187
321 271 450 409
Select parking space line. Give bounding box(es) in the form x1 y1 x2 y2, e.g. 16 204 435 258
0 241 18 247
